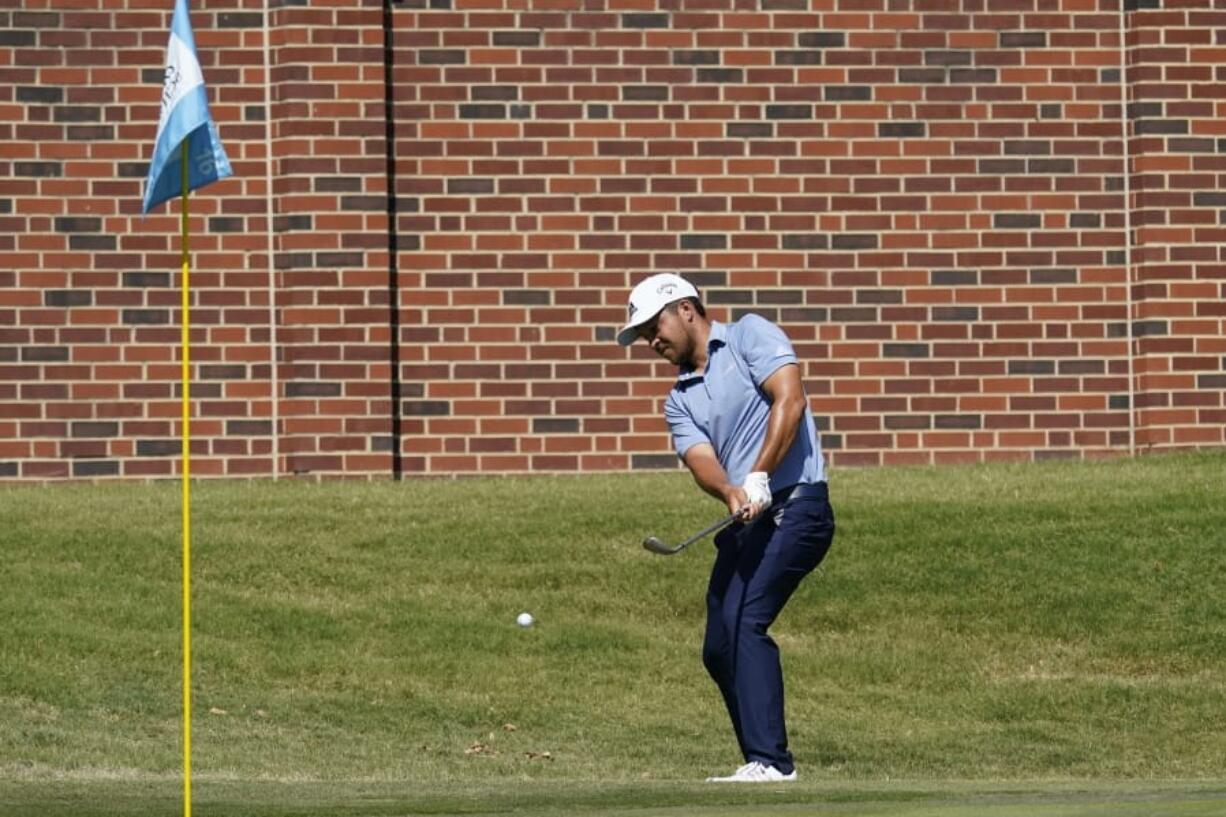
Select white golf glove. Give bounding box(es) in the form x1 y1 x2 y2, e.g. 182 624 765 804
742 471 772 511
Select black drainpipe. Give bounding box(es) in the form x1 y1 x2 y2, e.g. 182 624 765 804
382 0 402 480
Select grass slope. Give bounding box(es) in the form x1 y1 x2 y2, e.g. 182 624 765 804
0 452 1223 813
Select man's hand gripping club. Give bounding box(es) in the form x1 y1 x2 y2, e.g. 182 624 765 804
735 470 772 521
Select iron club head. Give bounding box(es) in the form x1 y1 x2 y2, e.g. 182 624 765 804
641 535 682 555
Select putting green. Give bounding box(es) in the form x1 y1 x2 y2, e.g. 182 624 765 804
1 779 1223 817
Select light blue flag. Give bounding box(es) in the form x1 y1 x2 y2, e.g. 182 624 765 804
142 0 232 214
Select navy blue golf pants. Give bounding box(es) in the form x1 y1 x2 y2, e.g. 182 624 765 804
702 485 835 775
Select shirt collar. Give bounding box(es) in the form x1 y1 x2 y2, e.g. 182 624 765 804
676 320 727 383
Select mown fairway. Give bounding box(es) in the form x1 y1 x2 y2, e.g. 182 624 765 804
1 452 1223 816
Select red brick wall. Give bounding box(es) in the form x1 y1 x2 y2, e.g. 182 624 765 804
270 1 392 477
1126 1 1226 450
1 0 1223 482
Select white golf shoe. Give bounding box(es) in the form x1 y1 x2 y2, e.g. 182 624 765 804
705 761 797 783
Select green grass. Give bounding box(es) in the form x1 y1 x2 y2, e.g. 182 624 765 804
1 452 1224 815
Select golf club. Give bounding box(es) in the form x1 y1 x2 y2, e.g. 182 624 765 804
642 509 746 556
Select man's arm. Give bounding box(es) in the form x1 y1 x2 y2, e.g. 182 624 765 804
680 363 808 521
750 362 807 476
680 442 748 516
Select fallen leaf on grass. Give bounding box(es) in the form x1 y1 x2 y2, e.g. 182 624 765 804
465 741 500 757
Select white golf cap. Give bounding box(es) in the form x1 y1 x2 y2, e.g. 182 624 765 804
616 273 700 346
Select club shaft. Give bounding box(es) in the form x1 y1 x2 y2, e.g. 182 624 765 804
675 512 739 550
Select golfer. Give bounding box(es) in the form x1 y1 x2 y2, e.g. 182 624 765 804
617 273 835 783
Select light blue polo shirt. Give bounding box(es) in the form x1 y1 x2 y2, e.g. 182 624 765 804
664 314 825 491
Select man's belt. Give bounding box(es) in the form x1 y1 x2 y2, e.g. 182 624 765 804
771 481 828 505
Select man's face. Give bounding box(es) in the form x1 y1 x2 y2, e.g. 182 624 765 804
635 301 691 365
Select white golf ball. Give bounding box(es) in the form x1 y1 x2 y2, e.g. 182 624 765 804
516 612 534 628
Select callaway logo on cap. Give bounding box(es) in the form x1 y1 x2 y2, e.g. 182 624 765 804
616 273 699 346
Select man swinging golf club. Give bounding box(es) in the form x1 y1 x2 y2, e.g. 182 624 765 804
618 273 836 783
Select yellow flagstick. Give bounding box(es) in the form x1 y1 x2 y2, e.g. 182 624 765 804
179 147 193 817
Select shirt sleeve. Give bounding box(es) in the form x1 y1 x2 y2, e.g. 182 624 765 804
736 313 798 387
664 389 708 459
